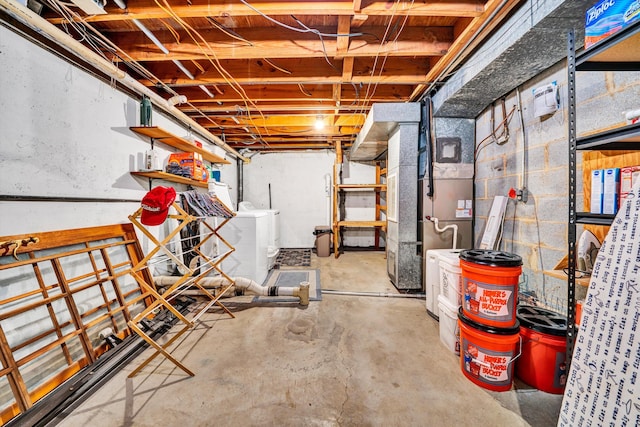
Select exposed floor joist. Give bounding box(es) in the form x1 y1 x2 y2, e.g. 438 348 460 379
34 0 524 152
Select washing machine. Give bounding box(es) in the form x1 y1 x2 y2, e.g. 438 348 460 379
238 201 280 269
219 210 269 284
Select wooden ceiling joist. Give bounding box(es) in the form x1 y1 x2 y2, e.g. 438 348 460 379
41 0 520 152
52 0 485 24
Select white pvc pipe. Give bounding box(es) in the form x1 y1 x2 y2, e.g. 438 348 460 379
154 275 310 305
426 216 458 250
0 0 247 161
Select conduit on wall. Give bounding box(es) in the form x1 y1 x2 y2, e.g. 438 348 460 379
0 0 247 162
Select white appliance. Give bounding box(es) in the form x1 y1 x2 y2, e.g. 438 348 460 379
424 249 462 319
219 211 269 284
238 201 280 269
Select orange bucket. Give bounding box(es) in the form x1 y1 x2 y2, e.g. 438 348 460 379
460 249 522 328
458 307 521 392
515 305 568 394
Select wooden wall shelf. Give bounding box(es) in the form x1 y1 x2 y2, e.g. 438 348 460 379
337 220 387 228
130 126 230 164
131 171 208 188
543 269 590 288
337 184 386 190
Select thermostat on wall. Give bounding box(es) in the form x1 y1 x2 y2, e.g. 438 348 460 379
533 82 560 118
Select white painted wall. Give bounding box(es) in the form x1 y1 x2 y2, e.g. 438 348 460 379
0 25 236 238
241 151 379 248
0 25 377 252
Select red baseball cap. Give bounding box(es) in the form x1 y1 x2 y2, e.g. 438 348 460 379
140 186 177 226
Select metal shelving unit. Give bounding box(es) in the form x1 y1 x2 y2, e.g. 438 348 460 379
566 21 640 366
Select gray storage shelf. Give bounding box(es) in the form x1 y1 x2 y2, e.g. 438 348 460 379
566 20 640 368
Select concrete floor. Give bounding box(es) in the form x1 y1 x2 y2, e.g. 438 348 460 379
55 252 562 427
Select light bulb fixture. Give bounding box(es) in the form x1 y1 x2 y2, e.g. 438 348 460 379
167 94 187 106
314 116 325 130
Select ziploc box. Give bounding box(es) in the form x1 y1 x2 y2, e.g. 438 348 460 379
591 169 604 214
603 167 621 214
585 0 640 49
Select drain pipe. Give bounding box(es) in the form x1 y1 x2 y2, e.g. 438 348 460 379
237 157 244 208
154 275 310 305
425 216 458 250
322 290 425 299
0 0 247 162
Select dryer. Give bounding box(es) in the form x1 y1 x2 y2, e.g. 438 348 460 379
238 201 280 269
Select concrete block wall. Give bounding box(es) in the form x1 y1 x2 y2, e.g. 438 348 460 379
475 61 640 314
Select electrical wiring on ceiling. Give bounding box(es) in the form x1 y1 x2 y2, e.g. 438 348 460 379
190 59 205 73
48 0 436 149
45 0 171 90
152 0 411 144
359 11 411 109
262 58 292 74
292 17 332 67
152 0 271 145
205 16 254 46
298 84 313 97
159 18 181 43
352 0 414 125
239 0 369 39
42 0 231 134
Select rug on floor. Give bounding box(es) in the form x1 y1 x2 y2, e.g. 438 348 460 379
253 269 321 302
275 248 311 267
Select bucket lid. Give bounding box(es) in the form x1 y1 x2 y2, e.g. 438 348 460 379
516 305 567 336
460 249 522 267
458 307 520 335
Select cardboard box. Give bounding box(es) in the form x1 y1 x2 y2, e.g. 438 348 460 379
603 167 620 214
585 0 640 49
167 152 208 181
621 165 640 200
590 169 604 214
